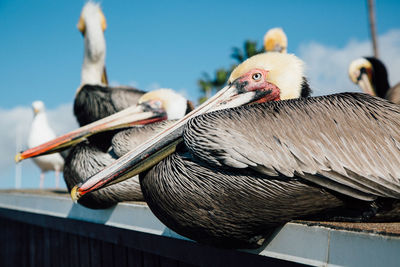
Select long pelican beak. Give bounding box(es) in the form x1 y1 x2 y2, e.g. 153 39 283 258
15 103 167 163
357 71 376 96
71 80 272 201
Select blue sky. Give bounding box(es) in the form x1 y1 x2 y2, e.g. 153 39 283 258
1 0 399 108
0 0 399 189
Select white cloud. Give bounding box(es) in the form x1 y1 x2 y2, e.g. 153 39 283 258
298 29 400 96
0 106 32 170
46 104 78 135
146 82 162 91
110 80 140 89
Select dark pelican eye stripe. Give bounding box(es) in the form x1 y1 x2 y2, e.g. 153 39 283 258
252 73 262 81
357 67 367 82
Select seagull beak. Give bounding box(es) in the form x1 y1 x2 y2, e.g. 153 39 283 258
15 103 167 163
71 79 270 201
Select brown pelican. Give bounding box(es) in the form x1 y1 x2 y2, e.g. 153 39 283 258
75 2 145 126
64 89 190 208
16 89 191 209
28 101 64 188
349 57 400 104
71 52 400 248
264 28 288 53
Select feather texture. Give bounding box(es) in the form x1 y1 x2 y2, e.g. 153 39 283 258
74 84 145 126
141 152 344 248
64 140 143 209
184 93 400 201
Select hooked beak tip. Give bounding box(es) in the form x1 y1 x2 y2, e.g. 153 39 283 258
15 153 22 163
70 185 82 202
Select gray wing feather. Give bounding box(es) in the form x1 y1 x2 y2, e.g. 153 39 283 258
184 93 400 200
111 86 146 111
385 82 400 104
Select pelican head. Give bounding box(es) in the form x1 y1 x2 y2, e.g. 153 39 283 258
348 57 390 99
348 57 375 96
78 2 108 86
15 89 189 163
77 2 107 36
263 28 288 53
138 89 188 120
70 52 309 200
32 101 45 115
229 52 305 101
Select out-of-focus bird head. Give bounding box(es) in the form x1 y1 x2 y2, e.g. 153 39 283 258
348 57 375 95
77 2 107 36
264 28 288 53
32 101 45 115
348 57 391 99
77 2 108 86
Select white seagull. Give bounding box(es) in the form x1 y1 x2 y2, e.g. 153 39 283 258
28 101 64 188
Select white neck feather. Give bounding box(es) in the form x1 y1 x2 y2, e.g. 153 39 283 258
32 112 49 129
29 111 57 147
81 12 106 86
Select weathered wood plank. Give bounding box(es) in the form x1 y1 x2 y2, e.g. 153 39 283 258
67 233 80 267
112 241 127 267
142 250 160 267
127 247 143 267
78 235 91 267
19 221 29 267
34 224 45 267
56 229 70 267
98 240 114 267
89 236 103 267
160 256 180 267
28 222 36 267
43 227 51 267
0 210 307 267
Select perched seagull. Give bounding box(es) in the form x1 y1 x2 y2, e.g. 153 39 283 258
349 57 400 104
263 28 288 53
27 101 64 188
73 52 400 249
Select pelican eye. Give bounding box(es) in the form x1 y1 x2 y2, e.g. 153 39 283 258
252 73 262 81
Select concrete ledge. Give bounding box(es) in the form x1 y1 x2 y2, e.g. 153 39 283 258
0 190 399 266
